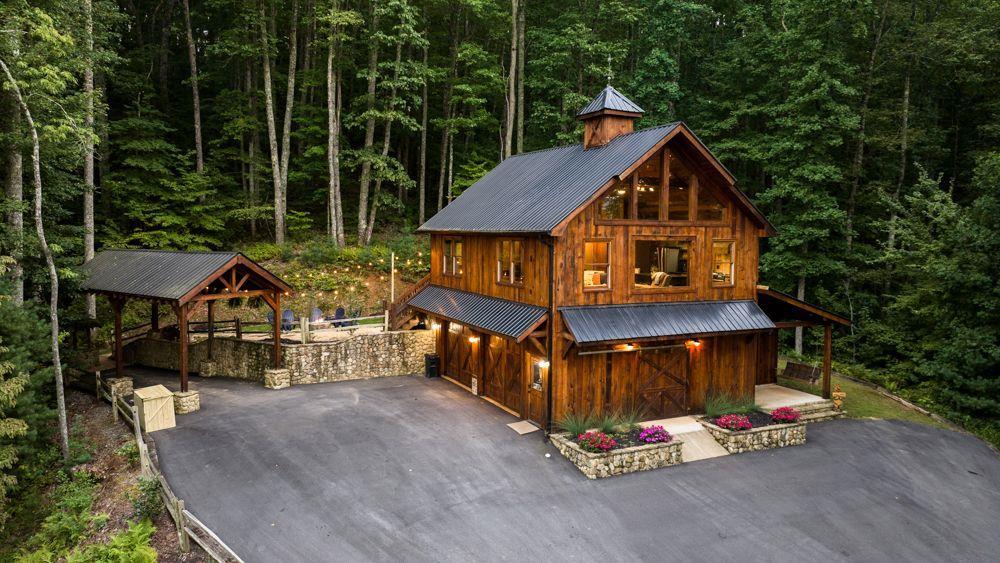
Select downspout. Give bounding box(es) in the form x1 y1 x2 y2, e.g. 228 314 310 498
543 235 555 437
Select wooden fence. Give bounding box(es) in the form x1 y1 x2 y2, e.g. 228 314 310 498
96 374 245 563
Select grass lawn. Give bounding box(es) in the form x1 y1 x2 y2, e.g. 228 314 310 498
777 374 951 430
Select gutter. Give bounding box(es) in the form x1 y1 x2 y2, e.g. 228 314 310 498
542 235 555 437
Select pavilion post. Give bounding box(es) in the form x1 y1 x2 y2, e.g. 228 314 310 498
112 298 124 378
207 300 215 359
272 291 282 369
178 303 189 393
822 323 832 400
151 302 159 332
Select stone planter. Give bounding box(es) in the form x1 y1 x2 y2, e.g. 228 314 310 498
173 390 201 414
550 433 683 479
699 418 806 454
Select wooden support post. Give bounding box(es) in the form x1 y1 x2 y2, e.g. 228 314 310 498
822 323 832 400
178 303 189 393
151 302 159 332
207 300 215 359
273 291 282 369
176 498 191 552
112 298 124 378
235 317 243 340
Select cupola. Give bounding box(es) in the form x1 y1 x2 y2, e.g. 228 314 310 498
577 85 644 149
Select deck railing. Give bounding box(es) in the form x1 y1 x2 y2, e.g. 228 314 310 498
389 273 430 329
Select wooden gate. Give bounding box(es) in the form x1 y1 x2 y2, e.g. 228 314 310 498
444 323 475 388
486 336 523 415
635 348 689 418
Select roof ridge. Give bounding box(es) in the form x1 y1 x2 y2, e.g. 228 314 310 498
99 248 238 255
510 121 681 158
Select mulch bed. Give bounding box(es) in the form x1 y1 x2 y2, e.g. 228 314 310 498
745 411 779 428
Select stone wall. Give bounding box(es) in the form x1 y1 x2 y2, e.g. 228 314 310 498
126 330 434 385
286 330 434 385
700 419 807 453
550 434 684 479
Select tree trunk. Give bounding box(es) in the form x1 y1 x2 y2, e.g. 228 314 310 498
334 68 345 246
0 59 69 461
503 0 519 160
357 4 381 241
363 42 403 246
182 0 204 173
247 60 259 238
326 15 344 246
418 40 428 225
158 0 176 110
515 0 525 155
4 84 23 305
259 0 285 243
84 0 97 327
794 276 805 355
279 0 299 200
436 24 458 212
886 67 910 255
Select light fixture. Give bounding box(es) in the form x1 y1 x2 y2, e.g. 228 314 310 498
685 339 702 349
431 322 441 330
537 359 550 369
468 336 480 343
619 343 635 352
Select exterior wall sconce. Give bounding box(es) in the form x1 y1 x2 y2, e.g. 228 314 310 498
685 339 702 349
621 343 636 351
468 336 480 343
430 322 442 330
537 359 550 369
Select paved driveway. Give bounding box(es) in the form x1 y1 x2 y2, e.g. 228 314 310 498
144 372 1000 562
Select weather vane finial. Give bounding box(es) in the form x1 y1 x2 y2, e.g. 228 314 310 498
606 54 613 86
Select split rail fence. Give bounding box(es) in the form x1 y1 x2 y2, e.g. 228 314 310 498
96 374 245 563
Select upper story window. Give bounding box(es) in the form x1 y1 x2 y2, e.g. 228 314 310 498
633 239 690 289
636 152 662 220
712 240 735 286
698 187 725 222
497 239 524 286
667 176 690 221
598 177 631 220
443 237 463 276
583 240 611 290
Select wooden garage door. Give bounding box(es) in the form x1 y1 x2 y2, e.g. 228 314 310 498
486 336 522 415
636 348 689 419
444 323 480 389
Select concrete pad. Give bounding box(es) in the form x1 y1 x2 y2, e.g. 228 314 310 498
641 415 703 435
755 383 825 410
676 429 729 463
507 420 541 435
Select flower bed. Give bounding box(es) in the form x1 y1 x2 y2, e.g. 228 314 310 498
550 429 683 479
700 412 806 454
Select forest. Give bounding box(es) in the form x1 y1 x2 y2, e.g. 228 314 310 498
0 0 998 554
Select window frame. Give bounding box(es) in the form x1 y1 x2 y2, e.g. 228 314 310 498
496 238 525 287
442 237 463 277
629 235 696 294
582 239 612 292
711 239 736 288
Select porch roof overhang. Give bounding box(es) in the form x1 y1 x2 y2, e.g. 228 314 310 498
407 285 548 342
756 286 851 328
559 300 776 346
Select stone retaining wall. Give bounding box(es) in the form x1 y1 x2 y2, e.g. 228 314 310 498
550 434 684 479
700 419 806 453
125 330 434 385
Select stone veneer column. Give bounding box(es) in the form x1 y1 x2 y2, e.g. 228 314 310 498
173 390 200 414
264 368 291 389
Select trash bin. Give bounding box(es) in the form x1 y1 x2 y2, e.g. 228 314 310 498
134 384 176 432
424 353 440 378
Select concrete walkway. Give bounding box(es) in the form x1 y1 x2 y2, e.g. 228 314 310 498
755 383 827 410
143 371 1000 562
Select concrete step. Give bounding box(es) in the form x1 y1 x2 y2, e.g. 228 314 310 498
800 410 846 423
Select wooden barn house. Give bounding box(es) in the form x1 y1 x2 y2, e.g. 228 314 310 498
393 86 849 431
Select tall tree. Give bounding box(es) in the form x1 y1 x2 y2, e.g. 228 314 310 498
182 0 205 174
502 0 518 160
83 0 97 330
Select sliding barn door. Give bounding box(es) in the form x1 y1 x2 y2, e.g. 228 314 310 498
635 348 689 419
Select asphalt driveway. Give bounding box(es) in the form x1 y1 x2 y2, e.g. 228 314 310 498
143 371 1000 562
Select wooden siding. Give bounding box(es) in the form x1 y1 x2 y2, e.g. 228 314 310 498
429 234 550 307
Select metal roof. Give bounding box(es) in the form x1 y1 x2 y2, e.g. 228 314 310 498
577 85 644 117
80 249 260 301
407 285 548 341
756 287 851 326
560 300 776 345
418 123 679 234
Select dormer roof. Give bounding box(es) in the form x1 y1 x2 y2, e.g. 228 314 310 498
576 85 644 118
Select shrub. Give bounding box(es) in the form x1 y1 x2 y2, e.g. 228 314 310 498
612 404 646 429
714 414 753 431
576 432 617 453
130 477 164 521
595 413 618 434
66 520 157 563
22 471 104 557
556 412 595 437
770 407 801 424
241 242 282 262
116 441 139 466
705 392 757 418
637 425 672 444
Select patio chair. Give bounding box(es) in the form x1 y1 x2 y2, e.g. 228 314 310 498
310 307 324 323
329 307 346 327
281 309 295 331
266 311 275 326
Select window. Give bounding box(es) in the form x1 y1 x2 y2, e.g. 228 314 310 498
697 187 725 221
598 177 631 220
633 239 690 288
443 238 463 276
712 241 735 286
636 153 662 220
497 240 524 285
667 176 690 221
583 241 611 290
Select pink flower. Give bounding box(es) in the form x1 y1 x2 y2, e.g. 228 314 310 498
638 425 672 444
771 407 801 423
715 414 752 431
576 431 618 452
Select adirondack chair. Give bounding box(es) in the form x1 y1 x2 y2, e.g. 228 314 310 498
281 309 295 331
330 307 346 327
310 307 323 322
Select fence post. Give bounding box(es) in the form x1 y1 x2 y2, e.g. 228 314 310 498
384 310 389 332
176 499 191 552
300 317 310 344
235 317 243 340
111 389 119 423
95 371 102 399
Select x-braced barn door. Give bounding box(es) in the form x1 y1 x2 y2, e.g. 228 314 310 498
486 336 522 415
636 348 689 418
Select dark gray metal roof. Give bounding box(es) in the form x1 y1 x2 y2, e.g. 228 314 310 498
80 250 239 300
560 300 775 345
407 285 547 341
577 85 644 117
418 123 679 234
